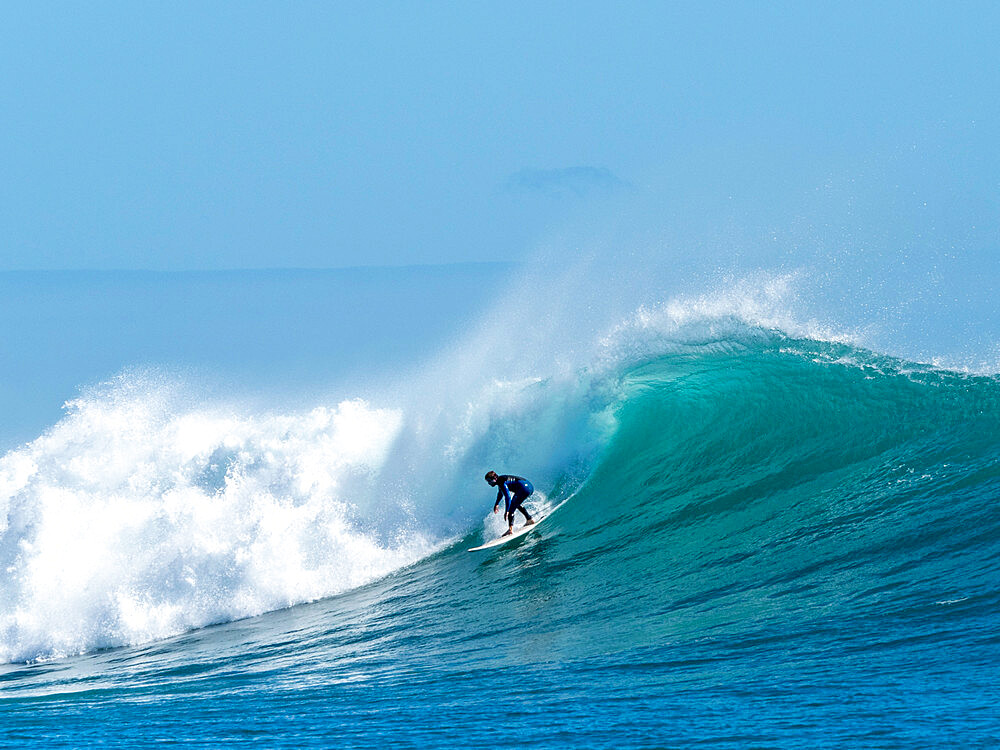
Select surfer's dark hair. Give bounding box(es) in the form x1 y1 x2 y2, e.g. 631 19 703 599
484 471 498 484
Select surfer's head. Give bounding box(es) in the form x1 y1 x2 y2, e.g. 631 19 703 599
484 471 498 486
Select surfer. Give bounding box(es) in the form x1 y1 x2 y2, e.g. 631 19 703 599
485 471 535 536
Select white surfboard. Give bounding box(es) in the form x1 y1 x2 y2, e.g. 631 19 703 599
468 515 546 551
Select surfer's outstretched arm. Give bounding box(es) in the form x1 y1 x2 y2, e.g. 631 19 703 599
494 483 510 515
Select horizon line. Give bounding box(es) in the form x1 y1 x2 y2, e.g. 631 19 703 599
0 260 522 274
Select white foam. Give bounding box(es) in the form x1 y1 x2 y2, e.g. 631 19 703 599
598 272 860 365
0 378 438 663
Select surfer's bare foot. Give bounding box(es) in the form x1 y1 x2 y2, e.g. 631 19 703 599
501 529 512 537
524 518 535 525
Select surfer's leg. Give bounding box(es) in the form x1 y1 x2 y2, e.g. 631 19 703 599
501 501 514 536
507 496 523 518
509 493 533 525
517 482 535 524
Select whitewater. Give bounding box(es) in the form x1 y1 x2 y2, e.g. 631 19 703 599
2 266 999 747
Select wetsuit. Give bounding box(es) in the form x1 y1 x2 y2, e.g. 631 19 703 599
494 475 534 521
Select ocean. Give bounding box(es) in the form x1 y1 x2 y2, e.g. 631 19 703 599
1 265 998 747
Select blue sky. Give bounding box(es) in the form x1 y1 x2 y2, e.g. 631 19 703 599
1 1 997 269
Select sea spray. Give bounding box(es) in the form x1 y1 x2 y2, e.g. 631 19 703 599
0 377 434 663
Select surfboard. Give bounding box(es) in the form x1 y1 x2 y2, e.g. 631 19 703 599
468 516 545 551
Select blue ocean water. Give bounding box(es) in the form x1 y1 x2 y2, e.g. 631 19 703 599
2 267 999 747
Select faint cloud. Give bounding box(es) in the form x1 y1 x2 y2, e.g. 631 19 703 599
503 166 630 197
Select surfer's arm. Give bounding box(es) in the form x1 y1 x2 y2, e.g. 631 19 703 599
494 483 510 513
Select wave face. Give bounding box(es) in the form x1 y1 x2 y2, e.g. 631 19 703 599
565 337 1000 651
3 311 1000 746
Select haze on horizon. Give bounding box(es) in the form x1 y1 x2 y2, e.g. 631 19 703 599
1 2 997 272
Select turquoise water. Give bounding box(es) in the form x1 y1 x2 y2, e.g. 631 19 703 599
2 271 999 747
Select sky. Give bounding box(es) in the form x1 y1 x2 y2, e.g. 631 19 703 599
1 1 998 270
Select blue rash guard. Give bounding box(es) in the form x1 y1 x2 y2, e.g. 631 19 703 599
495 475 534 517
